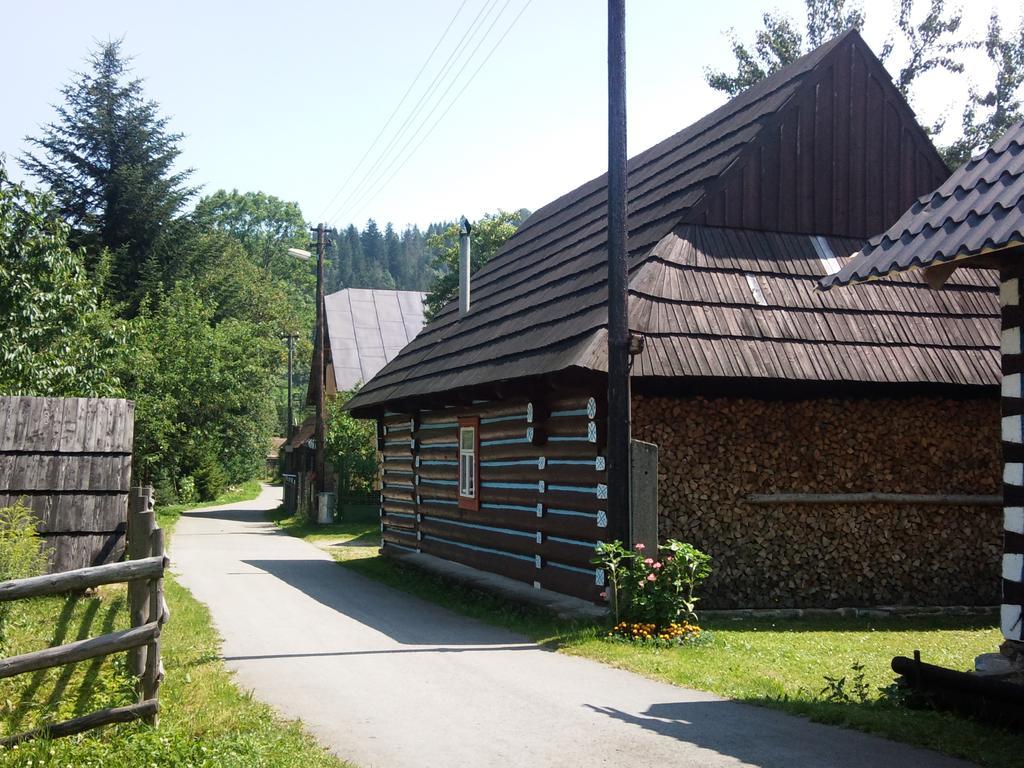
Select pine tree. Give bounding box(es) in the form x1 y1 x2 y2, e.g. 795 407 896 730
384 223 404 287
21 39 194 306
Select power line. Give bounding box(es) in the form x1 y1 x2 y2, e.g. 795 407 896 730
315 0 470 223
324 0 503 227
345 0 533 225
343 0 514 218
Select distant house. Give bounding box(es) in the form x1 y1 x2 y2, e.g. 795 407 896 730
286 289 427 515
347 31 1001 608
821 122 1023 641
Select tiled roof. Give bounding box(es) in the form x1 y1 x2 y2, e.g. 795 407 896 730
324 289 426 392
821 121 1024 289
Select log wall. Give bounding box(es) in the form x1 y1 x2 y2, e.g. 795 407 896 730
634 394 1002 609
0 397 134 572
379 394 607 601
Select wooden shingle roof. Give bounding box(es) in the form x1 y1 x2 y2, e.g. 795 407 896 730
347 30 961 415
822 121 1024 289
629 226 997 386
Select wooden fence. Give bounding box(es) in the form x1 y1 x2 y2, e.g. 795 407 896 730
0 486 168 747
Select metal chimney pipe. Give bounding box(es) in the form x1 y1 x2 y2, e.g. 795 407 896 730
459 216 472 316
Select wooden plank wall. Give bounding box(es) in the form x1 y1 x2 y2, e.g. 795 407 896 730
697 37 949 240
379 394 608 601
0 397 134 572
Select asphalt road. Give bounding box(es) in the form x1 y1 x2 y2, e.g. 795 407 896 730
172 486 973 768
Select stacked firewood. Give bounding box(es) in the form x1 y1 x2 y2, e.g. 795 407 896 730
632 395 1002 609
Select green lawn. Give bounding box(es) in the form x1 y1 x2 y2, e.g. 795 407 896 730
278 512 1023 768
0 482 353 768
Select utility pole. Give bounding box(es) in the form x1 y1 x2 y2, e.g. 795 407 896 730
314 223 327 496
606 0 631 543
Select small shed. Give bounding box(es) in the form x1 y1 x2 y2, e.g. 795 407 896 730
822 120 1024 647
0 396 134 572
347 30 1002 608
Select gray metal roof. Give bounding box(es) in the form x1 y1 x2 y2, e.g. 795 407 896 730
821 121 1024 290
325 289 426 392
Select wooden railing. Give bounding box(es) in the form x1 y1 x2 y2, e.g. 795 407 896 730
0 486 168 747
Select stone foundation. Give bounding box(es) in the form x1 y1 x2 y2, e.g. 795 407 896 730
633 394 1001 609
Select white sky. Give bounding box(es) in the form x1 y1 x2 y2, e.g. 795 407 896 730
2 1 1021 230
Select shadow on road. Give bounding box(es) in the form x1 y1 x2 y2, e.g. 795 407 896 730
242 556 531 648
224 644 536 662
181 506 278 524
584 701 933 768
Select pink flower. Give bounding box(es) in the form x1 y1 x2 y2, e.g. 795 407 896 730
665 556 674 562
599 591 607 600
646 573 657 582
643 557 654 565
634 543 645 551
653 562 662 569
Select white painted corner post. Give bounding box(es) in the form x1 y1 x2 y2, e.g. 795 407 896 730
1000 265 1024 647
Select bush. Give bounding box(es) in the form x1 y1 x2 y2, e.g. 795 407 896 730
325 387 378 495
194 455 229 501
0 504 48 582
0 503 48 652
593 539 712 628
177 475 198 505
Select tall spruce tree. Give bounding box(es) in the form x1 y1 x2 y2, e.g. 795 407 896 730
21 39 194 306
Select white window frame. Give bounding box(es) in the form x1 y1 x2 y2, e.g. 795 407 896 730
458 418 479 510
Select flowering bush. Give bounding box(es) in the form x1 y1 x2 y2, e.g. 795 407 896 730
607 621 704 646
593 539 711 628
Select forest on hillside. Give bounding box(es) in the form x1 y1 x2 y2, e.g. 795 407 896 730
325 220 448 294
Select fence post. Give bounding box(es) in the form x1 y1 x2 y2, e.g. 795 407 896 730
127 486 154 677
141 527 165 724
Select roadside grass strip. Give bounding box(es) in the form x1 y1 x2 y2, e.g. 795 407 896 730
277 513 1023 768
0 482 352 768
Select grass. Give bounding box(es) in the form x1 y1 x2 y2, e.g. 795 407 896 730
0 480 354 768
277 513 1024 768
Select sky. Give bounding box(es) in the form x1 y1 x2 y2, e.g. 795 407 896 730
2 0 1021 231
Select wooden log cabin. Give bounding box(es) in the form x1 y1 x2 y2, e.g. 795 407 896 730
346 30 1002 608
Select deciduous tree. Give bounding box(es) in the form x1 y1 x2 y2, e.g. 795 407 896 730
423 210 526 319
0 165 126 398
